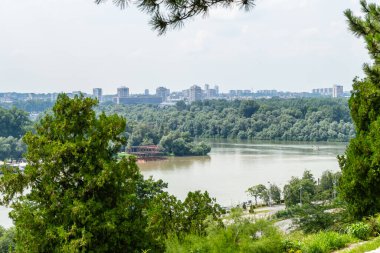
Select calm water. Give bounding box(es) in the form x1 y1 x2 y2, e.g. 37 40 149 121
0 140 347 228
140 140 347 206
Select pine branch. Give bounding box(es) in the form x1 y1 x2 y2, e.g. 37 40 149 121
344 9 369 37
95 0 256 35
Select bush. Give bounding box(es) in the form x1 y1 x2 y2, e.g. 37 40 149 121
282 238 302 253
346 222 371 240
166 218 283 253
365 215 380 237
302 231 353 253
295 204 335 233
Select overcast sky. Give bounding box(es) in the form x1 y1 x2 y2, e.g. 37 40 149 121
0 0 372 94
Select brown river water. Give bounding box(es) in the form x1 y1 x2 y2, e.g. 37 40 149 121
139 139 347 206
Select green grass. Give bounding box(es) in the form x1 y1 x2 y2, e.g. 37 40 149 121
284 231 357 253
341 237 380 253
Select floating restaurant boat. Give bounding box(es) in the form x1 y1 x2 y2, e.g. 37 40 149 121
126 145 167 162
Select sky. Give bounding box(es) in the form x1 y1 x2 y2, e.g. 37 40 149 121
0 0 373 94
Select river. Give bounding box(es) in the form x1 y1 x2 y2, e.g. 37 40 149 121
0 140 347 228
139 140 347 206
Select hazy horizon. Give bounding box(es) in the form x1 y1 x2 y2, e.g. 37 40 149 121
0 0 372 94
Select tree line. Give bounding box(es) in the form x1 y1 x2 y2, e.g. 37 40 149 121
0 107 30 161
100 97 355 144
247 170 341 209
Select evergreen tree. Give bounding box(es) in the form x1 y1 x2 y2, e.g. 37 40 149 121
339 0 380 217
0 94 165 252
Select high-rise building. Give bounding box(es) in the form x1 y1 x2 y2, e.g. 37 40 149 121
332 85 343 98
117 86 129 98
189 85 202 102
144 89 149 95
156 86 170 101
204 84 210 98
214 85 219 95
93 88 103 102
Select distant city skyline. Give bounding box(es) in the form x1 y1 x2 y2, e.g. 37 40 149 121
0 0 372 94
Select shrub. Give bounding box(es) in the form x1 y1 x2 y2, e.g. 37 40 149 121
282 238 302 253
365 215 380 237
300 231 354 253
346 222 371 240
295 204 335 233
166 217 283 252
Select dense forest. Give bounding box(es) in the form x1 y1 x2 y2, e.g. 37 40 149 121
0 97 353 159
0 100 54 113
0 107 30 161
99 98 354 145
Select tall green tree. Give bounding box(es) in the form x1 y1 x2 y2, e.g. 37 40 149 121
182 191 223 235
0 107 30 138
269 184 281 205
339 0 380 218
0 94 165 252
246 184 267 206
0 137 26 161
283 171 316 207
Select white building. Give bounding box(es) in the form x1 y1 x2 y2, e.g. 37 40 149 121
189 85 202 102
333 85 344 98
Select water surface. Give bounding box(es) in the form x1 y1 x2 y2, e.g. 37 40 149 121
0 140 347 228
140 140 347 206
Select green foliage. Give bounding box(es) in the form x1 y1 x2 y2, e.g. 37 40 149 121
165 214 283 253
146 192 185 250
182 191 223 235
300 231 354 253
0 227 15 253
159 132 211 156
283 231 355 253
0 100 54 113
294 204 335 234
346 222 371 240
146 190 223 250
0 94 168 252
0 107 30 138
95 0 256 35
315 171 340 201
366 215 380 237
247 183 281 206
339 0 380 218
239 100 260 118
99 98 353 143
247 184 267 206
284 171 317 207
269 184 281 204
0 137 26 161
